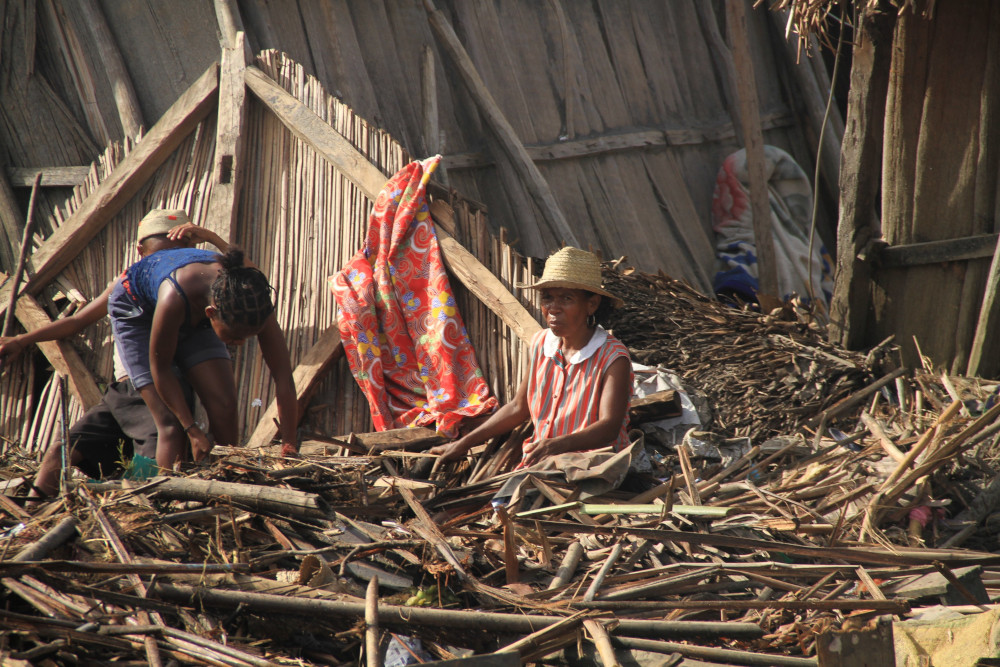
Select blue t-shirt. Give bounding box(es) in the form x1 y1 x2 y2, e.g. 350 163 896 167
124 248 220 312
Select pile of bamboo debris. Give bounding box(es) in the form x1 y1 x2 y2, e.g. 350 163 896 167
603 265 881 441
4 271 1000 666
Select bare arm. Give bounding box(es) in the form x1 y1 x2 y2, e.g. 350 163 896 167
0 283 113 365
149 284 211 459
520 356 631 467
256 315 298 451
167 223 230 253
429 373 531 462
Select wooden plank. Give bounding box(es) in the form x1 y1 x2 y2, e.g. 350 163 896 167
13 292 102 410
244 65 386 201
628 389 681 423
442 111 796 170
424 0 579 247
245 64 542 347
0 62 220 323
7 167 91 188
878 234 998 268
245 323 345 449
727 0 778 300
206 31 248 243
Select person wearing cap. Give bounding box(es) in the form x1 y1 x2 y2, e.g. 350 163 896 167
430 246 633 475
0 209 229 501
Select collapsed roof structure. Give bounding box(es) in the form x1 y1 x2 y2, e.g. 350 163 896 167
3 1 1000 665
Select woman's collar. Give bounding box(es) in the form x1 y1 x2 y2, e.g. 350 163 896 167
543 326 608 364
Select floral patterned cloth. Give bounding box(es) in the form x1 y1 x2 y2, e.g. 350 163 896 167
711 145 834 314
329 156 497 436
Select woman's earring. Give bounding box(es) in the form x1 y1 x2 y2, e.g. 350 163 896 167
587 313 596 327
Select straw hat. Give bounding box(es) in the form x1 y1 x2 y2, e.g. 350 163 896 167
137 208 190 242
520 246 623 308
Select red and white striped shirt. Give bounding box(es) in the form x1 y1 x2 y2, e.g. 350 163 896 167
524 326 632 452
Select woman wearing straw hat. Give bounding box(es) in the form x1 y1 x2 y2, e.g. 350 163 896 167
431 247 634 481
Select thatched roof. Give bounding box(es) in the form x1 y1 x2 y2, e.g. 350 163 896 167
1 0 841 293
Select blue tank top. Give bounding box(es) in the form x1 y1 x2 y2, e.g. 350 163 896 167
125 248 221 314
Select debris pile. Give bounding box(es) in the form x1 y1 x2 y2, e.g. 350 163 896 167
603 266 881 441
4 267 1000 666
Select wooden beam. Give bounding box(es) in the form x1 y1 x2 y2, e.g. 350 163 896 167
828 9 896 349
244 65 386 200
245 323 345 449
441 111 797 170
727 0 778 300
245 65 541 345
423 0 580 247
0 62 220 324
434 225 542 345
205 31 248 243
878 234 998 268
13 292 102 409
77 0 143 140
7 167 91 188
0 164 23 273
969 232 1000 376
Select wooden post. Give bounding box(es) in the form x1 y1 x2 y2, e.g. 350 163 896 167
365 576 381 667
726 0 779 302
421 45 447 185
423 0 580 248
3 172 41 336
207 8 250 244
828 7 896 349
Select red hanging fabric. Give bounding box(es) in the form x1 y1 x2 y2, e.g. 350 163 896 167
329 156 497 436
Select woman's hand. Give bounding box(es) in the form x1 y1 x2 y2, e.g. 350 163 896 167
520 438 564 468
429 440 472 463
187 426 214 463
0 337 26 366
167 223 228 251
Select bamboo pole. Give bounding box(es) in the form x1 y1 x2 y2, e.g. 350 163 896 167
154 584 765 639
726 0 778 300
365 576 381 667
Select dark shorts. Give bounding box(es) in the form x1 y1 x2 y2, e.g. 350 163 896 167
108 278 230 389
67 378 192 478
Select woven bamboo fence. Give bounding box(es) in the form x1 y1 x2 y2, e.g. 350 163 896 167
0 51 537 455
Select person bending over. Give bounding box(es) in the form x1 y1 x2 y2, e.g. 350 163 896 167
0 209 229 498
109 245 297 469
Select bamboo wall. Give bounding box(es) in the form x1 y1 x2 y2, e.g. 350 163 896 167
0 52 538 454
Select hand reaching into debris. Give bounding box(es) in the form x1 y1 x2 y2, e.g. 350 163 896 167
519 437 566 468
429 439 473 462
0 337 26 366
186 424 214 463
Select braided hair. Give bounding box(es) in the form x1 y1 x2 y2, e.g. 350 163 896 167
210 248 275 328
